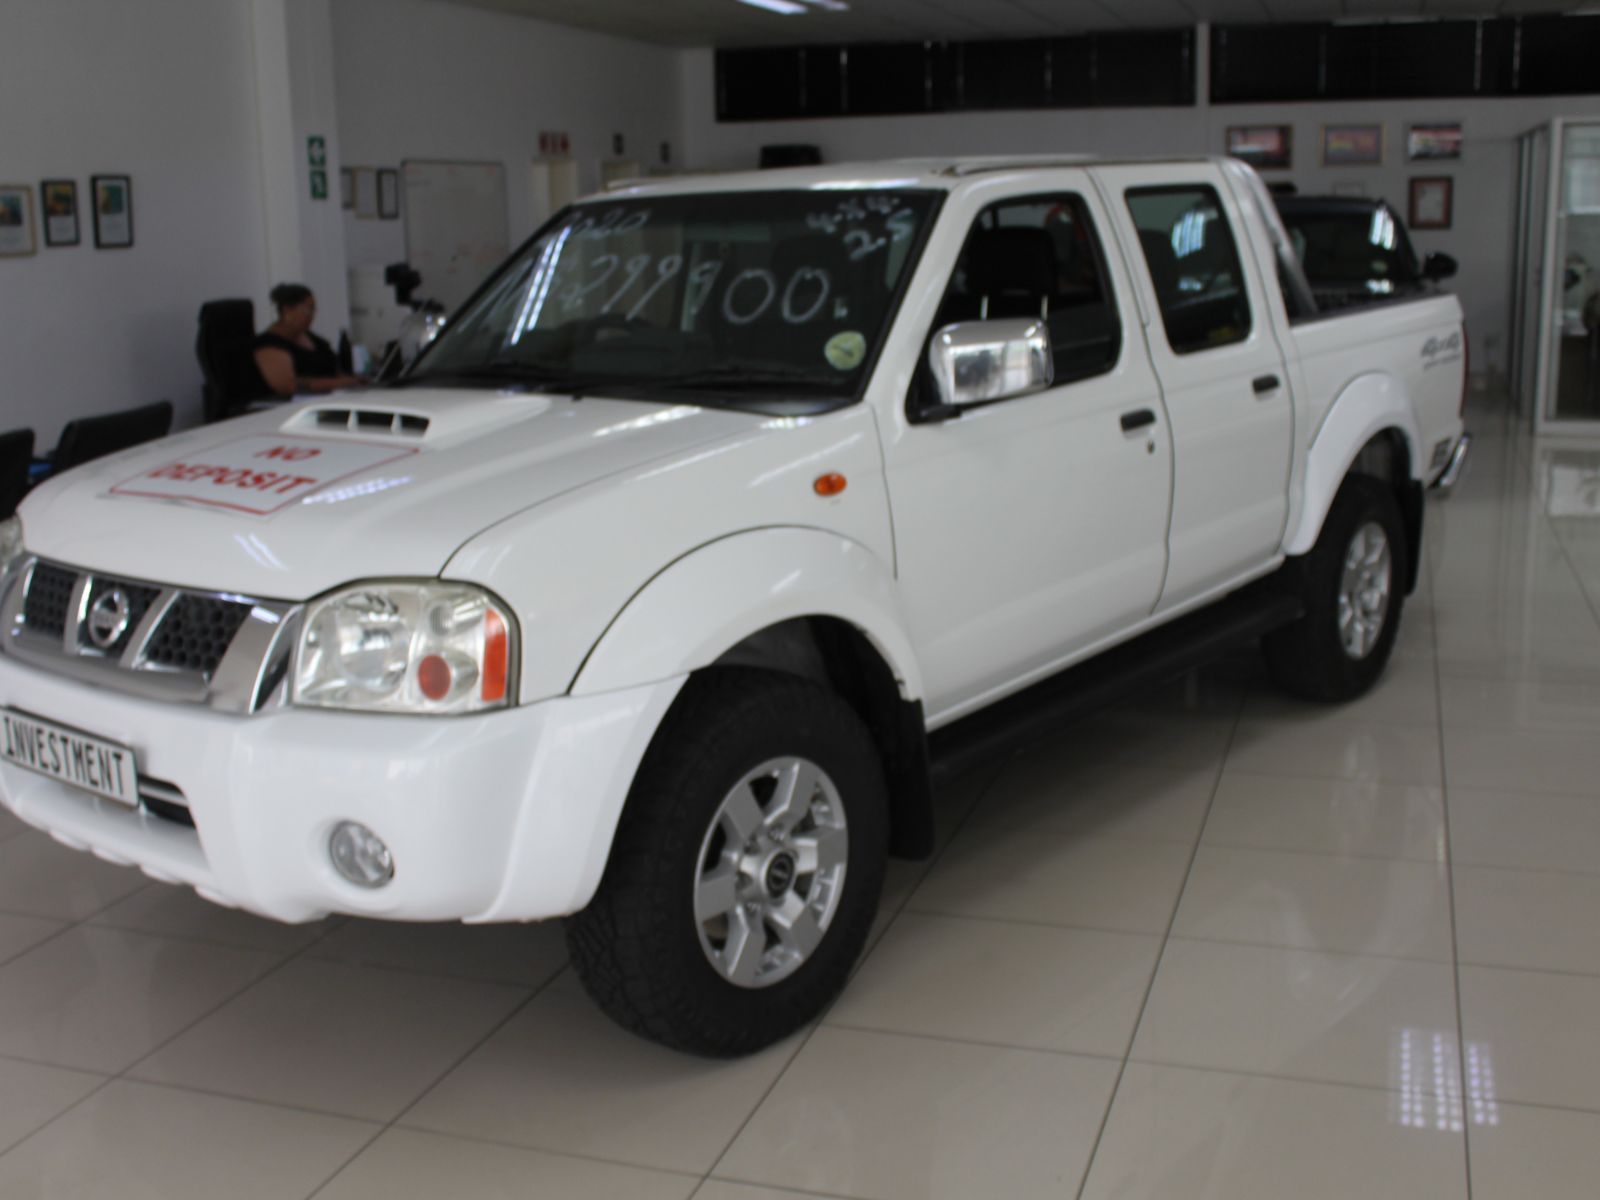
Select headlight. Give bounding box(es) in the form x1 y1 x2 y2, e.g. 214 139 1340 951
293 581 516 714
0 517 23 583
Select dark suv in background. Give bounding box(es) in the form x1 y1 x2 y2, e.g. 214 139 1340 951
1274 194 1457 311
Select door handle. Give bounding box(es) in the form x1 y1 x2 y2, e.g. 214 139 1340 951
1253 374 1282 395
1120 408 1157 433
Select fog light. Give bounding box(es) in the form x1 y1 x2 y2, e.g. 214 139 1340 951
328 821 394 888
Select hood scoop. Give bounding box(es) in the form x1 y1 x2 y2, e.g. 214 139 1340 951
280 393 548 443
300 406 429 436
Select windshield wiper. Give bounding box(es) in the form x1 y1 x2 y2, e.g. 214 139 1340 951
401 360 568 389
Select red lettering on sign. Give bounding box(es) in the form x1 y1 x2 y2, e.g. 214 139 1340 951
141 462 320 494
112 434 417 516
256 445 322 462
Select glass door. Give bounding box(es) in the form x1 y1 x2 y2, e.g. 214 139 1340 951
1540 120 1600 432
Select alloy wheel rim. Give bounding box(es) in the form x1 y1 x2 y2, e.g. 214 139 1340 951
693 755 849 989
1337 521 1392 660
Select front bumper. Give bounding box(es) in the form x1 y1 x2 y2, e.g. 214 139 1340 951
0 652 682 923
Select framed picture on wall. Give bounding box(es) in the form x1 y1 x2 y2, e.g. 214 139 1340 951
90 175 133 248
378 168 400 220
0 184 37 257
1407 123 1463 162
40 180 79 246
1226 125 1292 170
1322 124 1383 167
352 167 378 219
1409 176 1453 230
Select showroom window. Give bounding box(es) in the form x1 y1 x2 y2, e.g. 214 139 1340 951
1126 185 1253 355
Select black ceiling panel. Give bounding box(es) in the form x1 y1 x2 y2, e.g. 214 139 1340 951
1517 15 1600 96
1210 24 1321 103
1093 29 1193 107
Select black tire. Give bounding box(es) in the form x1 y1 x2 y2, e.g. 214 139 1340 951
1263 474 1407 702
566 667 889 1057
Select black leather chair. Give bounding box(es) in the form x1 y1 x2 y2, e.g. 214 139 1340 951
197 299 272 421
51 401 173 473
0 428 34 517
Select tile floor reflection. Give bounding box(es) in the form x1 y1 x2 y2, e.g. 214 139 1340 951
1 397 1598 1197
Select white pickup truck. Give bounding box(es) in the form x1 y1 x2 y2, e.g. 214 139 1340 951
0 156 1467 1055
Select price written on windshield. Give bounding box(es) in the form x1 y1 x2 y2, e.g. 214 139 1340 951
550 199 917 328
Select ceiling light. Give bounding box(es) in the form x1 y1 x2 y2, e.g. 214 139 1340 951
733 0 849 13
736 0 807 13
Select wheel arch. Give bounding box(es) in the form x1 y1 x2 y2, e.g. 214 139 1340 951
1285 373 1424 591
571 528 935 860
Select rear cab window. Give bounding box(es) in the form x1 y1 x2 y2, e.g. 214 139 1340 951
1125 186 1253 354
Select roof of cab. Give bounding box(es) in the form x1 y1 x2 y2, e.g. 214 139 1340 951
593 154 1229 201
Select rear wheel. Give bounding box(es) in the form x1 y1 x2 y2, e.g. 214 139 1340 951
1264 474 1407 701
566 668 888 1056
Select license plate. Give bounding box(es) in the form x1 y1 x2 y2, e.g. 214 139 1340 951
1 709 138 808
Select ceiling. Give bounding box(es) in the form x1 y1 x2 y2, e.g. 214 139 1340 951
446 0 1596 47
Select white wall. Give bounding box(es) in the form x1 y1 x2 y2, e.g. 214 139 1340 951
332 0 683 290
678 45 1600 388
257 0 352 333
0 0 273 446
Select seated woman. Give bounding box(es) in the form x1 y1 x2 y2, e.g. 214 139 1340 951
254 283 365 397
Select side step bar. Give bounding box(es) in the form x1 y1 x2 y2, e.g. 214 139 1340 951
929 583 1306 781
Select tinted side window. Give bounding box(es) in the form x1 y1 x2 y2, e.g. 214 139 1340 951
934 194 1122 385
1126 186 1252 354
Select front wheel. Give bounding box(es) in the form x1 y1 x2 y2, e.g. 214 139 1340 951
566 668 888 1057
1263 474 1407 702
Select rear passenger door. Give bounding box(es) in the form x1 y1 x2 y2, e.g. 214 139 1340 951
1095 163 1294 612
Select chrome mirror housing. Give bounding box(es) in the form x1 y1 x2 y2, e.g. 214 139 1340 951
927 319 1053 411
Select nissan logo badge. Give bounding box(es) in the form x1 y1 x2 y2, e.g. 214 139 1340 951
87 588 133 650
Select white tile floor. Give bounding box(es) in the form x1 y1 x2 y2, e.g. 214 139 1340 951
3 398 1600 1198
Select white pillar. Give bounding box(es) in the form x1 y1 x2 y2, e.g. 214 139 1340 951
250 0 350 335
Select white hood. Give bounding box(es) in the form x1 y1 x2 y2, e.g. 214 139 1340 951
18 391 759 599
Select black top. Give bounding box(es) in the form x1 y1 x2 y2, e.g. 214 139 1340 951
254 330 339 381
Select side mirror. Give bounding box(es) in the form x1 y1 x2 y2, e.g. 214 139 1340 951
925 319 1053 417
1422 252 1458 282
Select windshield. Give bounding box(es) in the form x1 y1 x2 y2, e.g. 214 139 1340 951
1280 206 1423 293
408 189 940 410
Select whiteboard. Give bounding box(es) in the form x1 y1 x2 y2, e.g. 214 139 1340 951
401 159 509 312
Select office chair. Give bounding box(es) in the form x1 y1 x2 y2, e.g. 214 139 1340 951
0 428 34 517
197 299 272 421
50 401 173 474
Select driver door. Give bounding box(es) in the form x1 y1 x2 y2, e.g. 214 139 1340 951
879 178 1174 723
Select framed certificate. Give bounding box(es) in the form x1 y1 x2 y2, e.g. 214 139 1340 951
1409 176 1453 230
40 179 79 247
1407 123 1463 162
0 184 36 257
1226 125 1292 170
1323 124 1383 167
91 174 133 249
378 168 400 220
